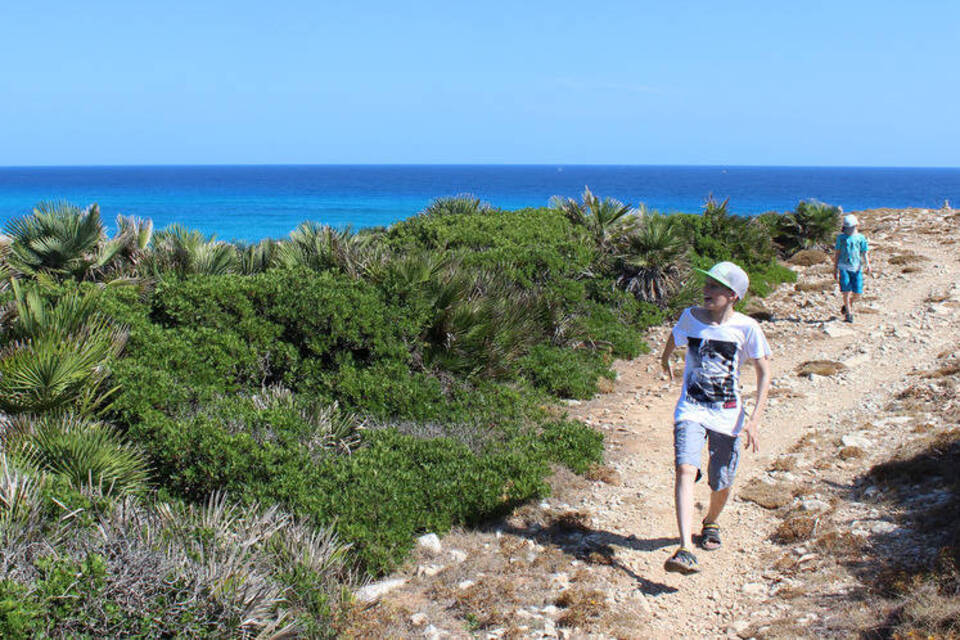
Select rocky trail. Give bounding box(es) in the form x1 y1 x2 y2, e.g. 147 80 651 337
344 208 960 640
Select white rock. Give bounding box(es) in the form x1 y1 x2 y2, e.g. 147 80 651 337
416 563 444 577
457 579 475 590
354 577 407 603
823 324 855 338
423 624 443 640
741 582 766 597
448 549 468 564
876 415 913 426
841 433 872 449
801 498 830 512
871 521 898 534
730 619 750 633
841 353 871 368
417 533 442 555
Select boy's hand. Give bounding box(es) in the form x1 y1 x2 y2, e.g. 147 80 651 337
742 419 760 453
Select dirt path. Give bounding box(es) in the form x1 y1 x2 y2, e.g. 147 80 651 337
345 208 960 640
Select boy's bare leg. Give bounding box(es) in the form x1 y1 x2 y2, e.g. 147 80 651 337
702 487 731 525
849 292 859 312
675 464 698 548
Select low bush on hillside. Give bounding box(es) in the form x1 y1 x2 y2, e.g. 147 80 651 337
0 192 811 635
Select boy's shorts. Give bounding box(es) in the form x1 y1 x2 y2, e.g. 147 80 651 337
674 421 741 491
838 269 863 294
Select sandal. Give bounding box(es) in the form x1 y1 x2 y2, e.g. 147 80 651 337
664 547 699 574
699 522 721 551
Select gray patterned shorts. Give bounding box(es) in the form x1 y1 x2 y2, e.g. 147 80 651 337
674 420 741 491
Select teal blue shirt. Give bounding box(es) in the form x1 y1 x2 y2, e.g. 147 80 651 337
835 232 868 272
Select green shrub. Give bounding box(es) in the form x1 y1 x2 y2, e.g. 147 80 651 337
764 200 841 255
673 197 776 270
0 579 41 638
572 298 653 358
518 345 613 399
538 420 605 475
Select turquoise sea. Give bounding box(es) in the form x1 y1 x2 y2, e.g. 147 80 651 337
0 165 957 242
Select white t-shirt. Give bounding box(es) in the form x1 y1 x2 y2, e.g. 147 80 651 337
671 308 772 436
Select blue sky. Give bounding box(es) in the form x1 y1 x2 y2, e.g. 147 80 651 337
1 1 957 166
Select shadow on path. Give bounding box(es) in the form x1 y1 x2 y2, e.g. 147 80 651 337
493 520 679 596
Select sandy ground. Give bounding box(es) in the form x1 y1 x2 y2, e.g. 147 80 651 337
345 207 960 640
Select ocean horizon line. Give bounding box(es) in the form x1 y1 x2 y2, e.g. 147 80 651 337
2 165 956 242
3 163 959 171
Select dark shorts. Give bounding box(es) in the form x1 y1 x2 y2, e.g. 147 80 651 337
674 421 741 491
838 269 863 294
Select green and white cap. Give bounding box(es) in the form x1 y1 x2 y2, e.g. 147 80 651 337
694 261 749 299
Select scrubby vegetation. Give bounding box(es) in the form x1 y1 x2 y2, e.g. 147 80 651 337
0 193 823 636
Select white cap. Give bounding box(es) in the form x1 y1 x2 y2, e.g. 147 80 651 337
695 261 750 299
842 214 859 229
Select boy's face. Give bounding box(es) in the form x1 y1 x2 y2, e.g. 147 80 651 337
703 278 737 310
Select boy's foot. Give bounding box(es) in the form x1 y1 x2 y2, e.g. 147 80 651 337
664 548 700 574
844 312 854 323
698 522 722 551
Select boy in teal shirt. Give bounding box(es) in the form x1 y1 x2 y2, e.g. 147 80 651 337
833 212 871 323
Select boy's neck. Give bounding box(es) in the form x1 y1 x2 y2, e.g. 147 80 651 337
707 303 736 325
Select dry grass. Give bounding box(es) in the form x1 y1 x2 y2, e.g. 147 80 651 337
551 509 593 533
771 514 819 544
555 588 608 628
796 360 848 376
839 446 866 460
338 601 413 639
739 480 795 509
870 429 960 486
770 455 797 472
745 618 807 639
596 377 616 394
448 576 520 629
889 252 928 265
812 530 864 556
926 292 951 303
585 465 622 486
794 280 835 293
788 249 830 266
923 364 960 379
789 430 825 453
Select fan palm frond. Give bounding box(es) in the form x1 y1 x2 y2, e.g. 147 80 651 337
551 186 638 253
5 414 148 496
617 213 688 305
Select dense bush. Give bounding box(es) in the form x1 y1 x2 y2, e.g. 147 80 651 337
761 199 842 256
0 193 813 634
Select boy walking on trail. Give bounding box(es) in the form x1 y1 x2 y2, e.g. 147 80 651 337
833 212 871 323
659 262 772 574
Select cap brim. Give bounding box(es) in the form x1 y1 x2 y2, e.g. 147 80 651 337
693 268 737 294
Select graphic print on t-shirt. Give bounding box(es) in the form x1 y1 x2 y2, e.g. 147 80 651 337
685 337 738 404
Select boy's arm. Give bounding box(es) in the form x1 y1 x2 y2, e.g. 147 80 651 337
742 355 771 453
832 249 840 281
863 242 872 274
660 333 676 381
